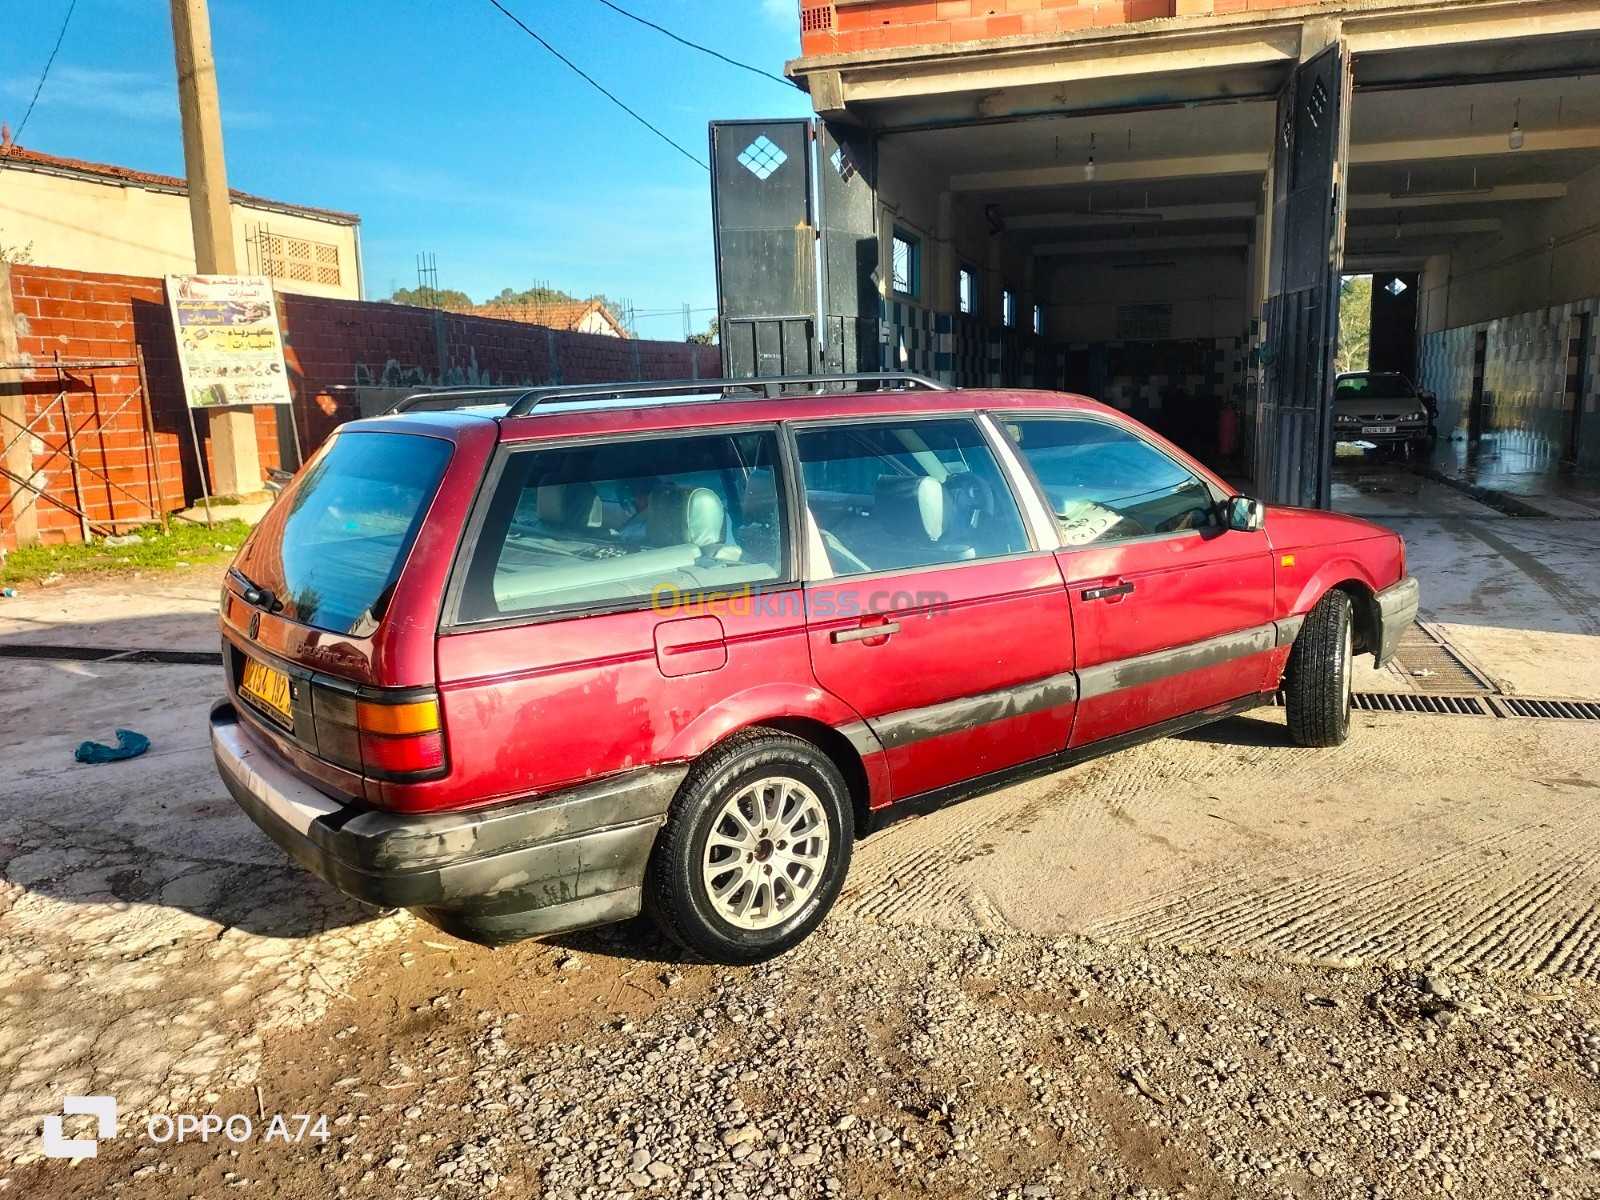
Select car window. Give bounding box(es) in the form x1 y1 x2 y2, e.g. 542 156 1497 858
793 419 1030 576
1335 375 1415 402
233 431 452 637
456 430 789 621
1002 417 1219 546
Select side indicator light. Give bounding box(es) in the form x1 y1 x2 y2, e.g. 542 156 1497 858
1280 554 1296 568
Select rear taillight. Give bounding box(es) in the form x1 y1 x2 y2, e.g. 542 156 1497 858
311 687 448 782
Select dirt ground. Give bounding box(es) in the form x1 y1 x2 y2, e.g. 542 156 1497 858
2 464 1598 1198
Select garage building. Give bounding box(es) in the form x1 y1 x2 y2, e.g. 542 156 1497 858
712 0 1600 505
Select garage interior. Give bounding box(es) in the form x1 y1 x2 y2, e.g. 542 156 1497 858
729 0 1600 506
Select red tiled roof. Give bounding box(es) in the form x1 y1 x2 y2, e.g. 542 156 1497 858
454 299 630 338
0 143 360 225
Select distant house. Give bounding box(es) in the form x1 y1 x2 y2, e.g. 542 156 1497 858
0 134 362 300
457 299 629 338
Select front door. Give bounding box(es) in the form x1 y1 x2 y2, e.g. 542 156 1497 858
998 414 1275 747
794 416 1077 801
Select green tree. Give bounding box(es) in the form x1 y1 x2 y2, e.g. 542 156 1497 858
483 285 578 307
686 317 719 346
390 285 473 309
1336 275 1372 374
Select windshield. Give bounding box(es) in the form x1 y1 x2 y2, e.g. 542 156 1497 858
233 431 452 637
1335 375 1416 403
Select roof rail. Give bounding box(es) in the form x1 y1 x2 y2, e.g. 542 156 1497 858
386 372 949 417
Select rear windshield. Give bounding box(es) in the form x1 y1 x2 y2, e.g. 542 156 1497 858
234 431 452 636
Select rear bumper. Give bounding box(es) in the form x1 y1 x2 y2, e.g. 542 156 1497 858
1373 576 1421 667
210 701 684 945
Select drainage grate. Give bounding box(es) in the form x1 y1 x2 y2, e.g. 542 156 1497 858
0 644 221 667
1353 692 1490 716
1389 624 1496 694
1493 697 1600 721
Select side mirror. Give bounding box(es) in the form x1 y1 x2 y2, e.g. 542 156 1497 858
1225 495 1266 533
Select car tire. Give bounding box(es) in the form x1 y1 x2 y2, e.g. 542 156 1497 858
1284 590 1354 748
643 729 854 964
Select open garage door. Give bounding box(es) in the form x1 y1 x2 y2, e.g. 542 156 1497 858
1257 43 1352 509
711 120 820 378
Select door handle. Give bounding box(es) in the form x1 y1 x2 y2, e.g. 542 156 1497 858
832 620 902 644
1081 582 1136 602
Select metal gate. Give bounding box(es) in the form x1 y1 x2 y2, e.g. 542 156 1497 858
710 119 820 379
816 121 881 375
1256 43 1352 509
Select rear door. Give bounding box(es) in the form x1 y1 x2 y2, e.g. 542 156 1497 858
998 414 1275 747
436 426 807 809
794 415 1076 801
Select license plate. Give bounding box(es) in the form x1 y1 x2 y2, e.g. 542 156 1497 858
1362 425 1397 435
240 658 294 727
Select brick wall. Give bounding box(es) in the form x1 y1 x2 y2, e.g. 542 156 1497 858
798 0 1325 55
1 266 721 551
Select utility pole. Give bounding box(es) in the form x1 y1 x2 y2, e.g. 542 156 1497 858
169 0 260 496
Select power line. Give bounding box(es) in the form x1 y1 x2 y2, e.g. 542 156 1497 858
593 0 799 90
15 0 79 141
485 0 708 172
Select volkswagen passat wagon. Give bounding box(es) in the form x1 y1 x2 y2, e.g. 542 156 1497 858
211 374 1418 963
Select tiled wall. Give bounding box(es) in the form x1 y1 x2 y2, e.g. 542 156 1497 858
1059 336 1244 454
1417 298 1600 472
883 299 1049 388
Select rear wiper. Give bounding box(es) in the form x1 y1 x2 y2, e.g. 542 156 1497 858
232 569 284 614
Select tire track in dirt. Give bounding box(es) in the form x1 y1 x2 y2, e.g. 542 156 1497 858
844 712 1600 984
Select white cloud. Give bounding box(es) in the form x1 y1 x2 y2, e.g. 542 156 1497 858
5 64 173 123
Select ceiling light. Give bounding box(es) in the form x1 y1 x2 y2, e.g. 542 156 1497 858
1085 133 1097 182
1509 98 1525 150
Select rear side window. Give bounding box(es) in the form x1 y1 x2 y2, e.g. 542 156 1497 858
456 430 790 622
1003 417 1219 545
234 431 452 636
794 418 1029 576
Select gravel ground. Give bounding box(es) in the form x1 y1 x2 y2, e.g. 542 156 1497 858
13 914 1598 1200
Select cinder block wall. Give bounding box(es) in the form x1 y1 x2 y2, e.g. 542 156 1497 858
797 0 1319 55
0 266 721 550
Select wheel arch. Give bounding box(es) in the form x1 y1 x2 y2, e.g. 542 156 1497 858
1328 578 1381 656
750 716 873 839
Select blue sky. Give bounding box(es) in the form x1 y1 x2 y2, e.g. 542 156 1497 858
2 0 812 338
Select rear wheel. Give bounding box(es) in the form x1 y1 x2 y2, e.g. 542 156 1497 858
643 730 853 963
1285 590 1354 748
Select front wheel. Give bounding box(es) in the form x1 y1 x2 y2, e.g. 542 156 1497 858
643 730 854 964
1284 590 1354 748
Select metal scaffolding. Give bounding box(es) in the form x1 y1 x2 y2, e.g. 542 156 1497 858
0 352 167 543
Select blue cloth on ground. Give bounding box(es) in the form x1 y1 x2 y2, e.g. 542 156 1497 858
74 729 151 764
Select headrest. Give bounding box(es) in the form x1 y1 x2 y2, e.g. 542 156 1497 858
535 480 602 531
646 484 725 548
875 474 947 542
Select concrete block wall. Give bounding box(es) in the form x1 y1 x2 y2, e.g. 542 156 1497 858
1 266 721 551
798 0 1323 55
1 266 282 548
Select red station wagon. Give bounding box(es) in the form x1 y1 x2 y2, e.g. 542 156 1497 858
211 374 1418 963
